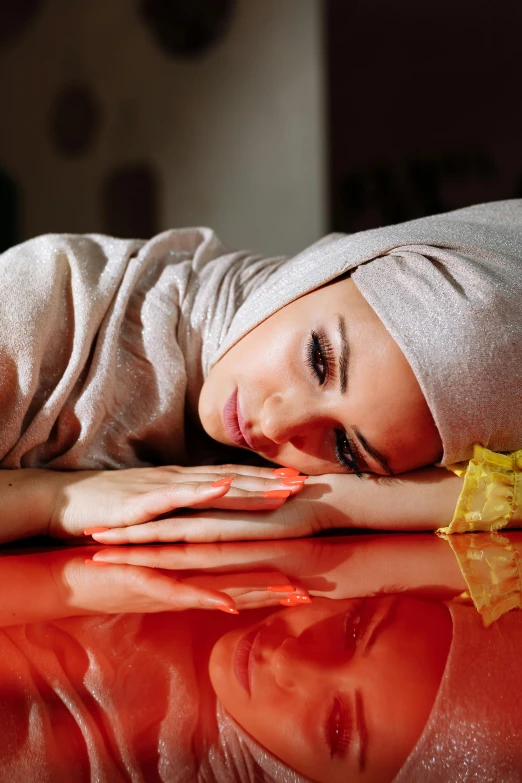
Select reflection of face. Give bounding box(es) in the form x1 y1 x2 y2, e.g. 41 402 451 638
199 278 442 476
210 596 451 783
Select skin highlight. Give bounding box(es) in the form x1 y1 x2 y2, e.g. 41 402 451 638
199 277 442 476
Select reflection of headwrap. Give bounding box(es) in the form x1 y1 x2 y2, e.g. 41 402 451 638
200 700 311 783
218 200 522 466
394 602 522 782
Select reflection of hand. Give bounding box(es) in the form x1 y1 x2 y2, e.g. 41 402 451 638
68 556 306 615
91 535 468 602
49 464 306 539
0 545 309 626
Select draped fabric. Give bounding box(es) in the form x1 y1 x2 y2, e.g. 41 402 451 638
1 200 521 470
394 602 522 782
0 229 282 468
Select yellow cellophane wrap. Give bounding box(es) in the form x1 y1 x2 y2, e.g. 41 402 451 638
438 444 522 534
438 531 522 626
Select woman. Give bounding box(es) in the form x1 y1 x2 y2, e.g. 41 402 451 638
0 200 521 543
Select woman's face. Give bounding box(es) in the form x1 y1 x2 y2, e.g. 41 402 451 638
209 596 452 783
198 278 442 475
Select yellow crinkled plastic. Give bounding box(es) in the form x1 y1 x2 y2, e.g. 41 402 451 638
439 531 522 626
438 444 522 534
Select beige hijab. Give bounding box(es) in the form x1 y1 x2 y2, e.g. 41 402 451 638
205 603 522 783
1 200 520 469
0 228 283 468
218 199 522 466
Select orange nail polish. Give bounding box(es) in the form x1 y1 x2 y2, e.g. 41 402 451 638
273 467 300 477
211 476 234 487
280 476 308 486
267 585 297 593
279 595 312 606
84 558 111 566
84 527 110 536
263 489 292 499
216 603 240 614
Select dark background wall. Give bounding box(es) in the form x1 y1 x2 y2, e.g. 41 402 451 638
326 0 522 233
1 0 521 253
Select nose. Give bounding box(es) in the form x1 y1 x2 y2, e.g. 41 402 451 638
271 637 346 691
260 392 311 446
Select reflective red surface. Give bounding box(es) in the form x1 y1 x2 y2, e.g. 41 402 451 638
0 533 521 781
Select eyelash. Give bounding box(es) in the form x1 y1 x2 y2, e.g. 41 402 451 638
307 331 363 477
307 330 335 385
325 696 352 760
334 430 363 479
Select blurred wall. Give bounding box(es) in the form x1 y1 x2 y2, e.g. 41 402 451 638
326 0 522 233
0 0 327 256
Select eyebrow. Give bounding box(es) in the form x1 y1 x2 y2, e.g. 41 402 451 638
337 314 349 395
353 426 393 476
355 690 368 772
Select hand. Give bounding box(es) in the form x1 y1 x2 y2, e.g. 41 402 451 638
65 553 308 615
87 475 336 544
85 466 464 545
49 464 307 539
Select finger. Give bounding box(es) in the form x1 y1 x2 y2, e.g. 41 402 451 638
129 481 233 521
91 541 296 570
190 488 304 511
184 570 304 594
84 561 240 613
89 507 307 545
213 474 308 493
172 464 300 480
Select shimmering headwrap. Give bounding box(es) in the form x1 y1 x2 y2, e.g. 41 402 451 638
203 605 522 783
394 602 522 782
2 201 520 469
216 200 522 466
199 700 311 783
0 228 283 468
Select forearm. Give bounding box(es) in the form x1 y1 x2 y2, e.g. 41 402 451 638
317 467 464 531
0 469 63 543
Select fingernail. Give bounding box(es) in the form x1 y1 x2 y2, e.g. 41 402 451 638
267 585 297 593
263 489 292 499
84 527 110 536
279 595 312 606
211 476 234 487
84 558 111 566
216 603 240 615
280 477 308 486
273 467 301 477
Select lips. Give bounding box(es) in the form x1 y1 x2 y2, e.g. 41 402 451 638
223 388 254 449
234 626 262 694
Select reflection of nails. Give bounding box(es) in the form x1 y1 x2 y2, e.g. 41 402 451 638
267 585 297 593
281 477 308 486
263 489 292 499
216 603 240 614
273 467 300 477
84 559 111 566
84 527 110 536
278 595 312 606
211 476 234 487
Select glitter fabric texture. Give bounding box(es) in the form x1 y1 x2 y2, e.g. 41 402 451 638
0 228 282 468
218 200 522 465
394 602 522 782
1 200 521 469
